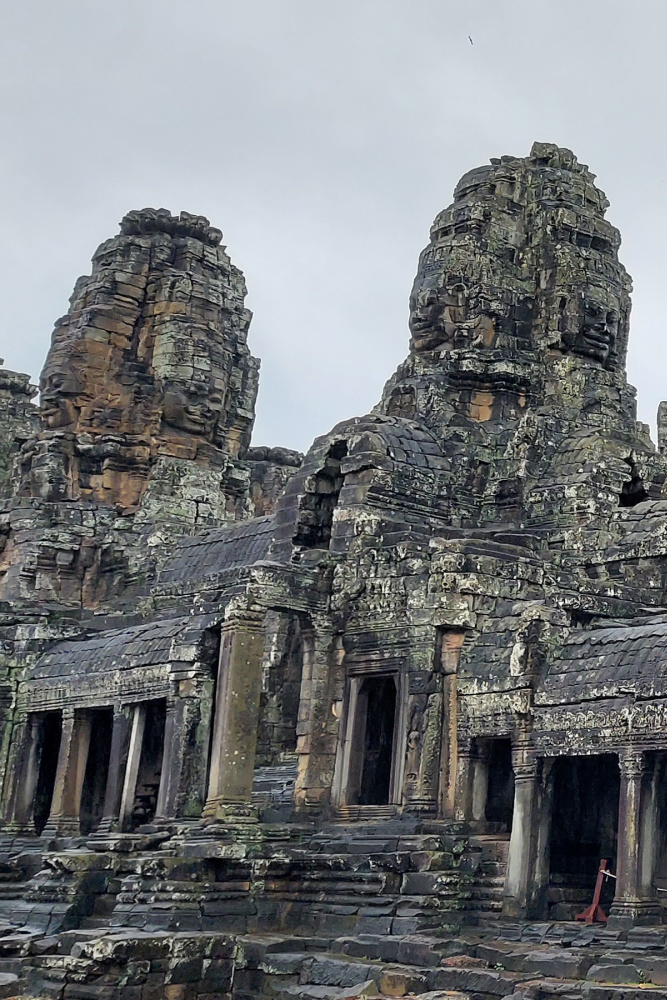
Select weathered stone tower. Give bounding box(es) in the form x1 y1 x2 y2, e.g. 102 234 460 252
0 145 665 1000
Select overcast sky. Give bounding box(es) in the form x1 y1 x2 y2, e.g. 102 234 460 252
2 1 667 453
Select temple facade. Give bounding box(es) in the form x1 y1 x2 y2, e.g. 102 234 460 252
0 144 667 998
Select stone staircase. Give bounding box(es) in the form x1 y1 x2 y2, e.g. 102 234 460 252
101 819 477 937
8 906 667 1000
547 871 609 921
0 853 44 925
463 833 510 922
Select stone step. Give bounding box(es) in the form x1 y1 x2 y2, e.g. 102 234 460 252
467 836 511 863
79 916 113 929
480 860 507 876
0 881 27 900
332 933 468 966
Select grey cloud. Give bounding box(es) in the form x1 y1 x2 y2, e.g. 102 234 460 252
1 0 666 451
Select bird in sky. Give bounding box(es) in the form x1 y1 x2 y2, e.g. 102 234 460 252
468 35 474 44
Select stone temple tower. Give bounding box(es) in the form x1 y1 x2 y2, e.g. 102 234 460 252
0 209 272 608
20 208 259 517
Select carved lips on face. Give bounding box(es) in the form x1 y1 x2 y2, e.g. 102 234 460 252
573 296 620 365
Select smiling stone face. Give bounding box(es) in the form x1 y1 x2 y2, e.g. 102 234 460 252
162 385 225 437
39 366 83 430
556 284 625 371
409 278 497 354
574 293 620 365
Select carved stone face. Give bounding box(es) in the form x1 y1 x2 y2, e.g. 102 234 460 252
409 281 495 353
409 287 447 351
39 369 82 430
162 383 224 438
573 295 620 365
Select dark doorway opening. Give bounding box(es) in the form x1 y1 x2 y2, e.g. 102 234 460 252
129 699 166 830
548 754 620 919
79 709 113 835
485 738 514 832
619 458 649 508
358 676 397 806
33 712 62 835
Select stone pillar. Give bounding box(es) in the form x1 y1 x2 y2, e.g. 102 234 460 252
294 622 341 815
203 609 265 821
42 709 91 838
118 704 146 831
454 738 475 822
472 742 491 823
640 755 664 900
95 706 132 835
531 757 555 918
3 715 42 833
155 688 212 821
502 740 539 918
402 671 443 816
609 749 661 928
438 632 464 819
155 699 180 821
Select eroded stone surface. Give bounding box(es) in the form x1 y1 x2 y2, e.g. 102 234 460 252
0 145 666 999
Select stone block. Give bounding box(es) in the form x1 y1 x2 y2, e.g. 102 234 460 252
587 963 643 984
521 948 593 979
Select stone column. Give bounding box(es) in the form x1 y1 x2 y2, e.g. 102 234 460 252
454 738 475 822
531 757 555 918
640 755 664 900
202 608 265 821
439 632 464 819
609 749 661 928
502 740 539 918
3 714 42 833
294 622 341 815
155 699 179 821
402 671 443 816
155 687 212 821
118 704 146 831
95 706 132 835
472 742 491 823
42 709 92 838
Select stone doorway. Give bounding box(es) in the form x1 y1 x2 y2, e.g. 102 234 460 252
483 738 514 832
79 708 113 835
337 674 400 808
33 712 62 835
548 754 620 920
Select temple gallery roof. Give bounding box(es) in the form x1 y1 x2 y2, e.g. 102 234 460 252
539 616 667 706
30 613 217 681
157 516 275 587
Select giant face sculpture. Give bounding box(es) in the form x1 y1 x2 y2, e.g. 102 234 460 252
39 367 82 430
409 279 496 354
558 285 624 369
573 293 620 365
162 383 225 438
152 317 230 446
